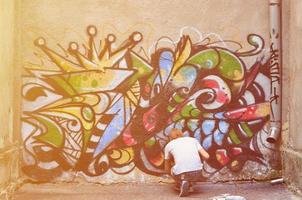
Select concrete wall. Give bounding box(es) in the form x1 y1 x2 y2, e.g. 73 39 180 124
20 0 281 183
0 0 22 198
282 0 302 194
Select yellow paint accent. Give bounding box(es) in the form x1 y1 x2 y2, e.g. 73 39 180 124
256 102 270 117
171 37 192 75
126 90 138 106
110 148 134 165
231 160 239 167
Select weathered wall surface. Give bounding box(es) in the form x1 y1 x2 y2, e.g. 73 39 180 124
20 0 281 183
0 0 22 198
282 0 302 194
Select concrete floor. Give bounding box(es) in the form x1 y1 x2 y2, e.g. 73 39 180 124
13 182 302 200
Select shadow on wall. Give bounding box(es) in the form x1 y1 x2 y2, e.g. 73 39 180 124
21 25 280 182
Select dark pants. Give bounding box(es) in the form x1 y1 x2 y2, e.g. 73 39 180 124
172 170 206 185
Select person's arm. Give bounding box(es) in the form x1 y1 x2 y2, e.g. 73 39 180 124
199 147 210 160
195 139 210 160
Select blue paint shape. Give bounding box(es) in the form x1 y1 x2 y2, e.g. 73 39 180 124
214 112 225 119
218 120 229 133
213 129 224 145
174 120 184 130
183 131 190 137
187 119 198 132
202 120 215 136
159 50 174 85
194 128 201 142
93 97 124 157
202 135 212 150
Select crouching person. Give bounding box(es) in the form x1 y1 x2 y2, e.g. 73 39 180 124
164 128 210 197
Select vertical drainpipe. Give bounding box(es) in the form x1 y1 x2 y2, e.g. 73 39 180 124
267 0 282 143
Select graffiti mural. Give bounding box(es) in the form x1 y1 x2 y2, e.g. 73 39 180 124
22 25 279 181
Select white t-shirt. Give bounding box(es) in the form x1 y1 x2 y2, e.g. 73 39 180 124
164 137 203 175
